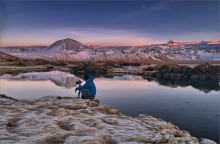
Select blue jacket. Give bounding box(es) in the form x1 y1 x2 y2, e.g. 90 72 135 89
76 76 96 96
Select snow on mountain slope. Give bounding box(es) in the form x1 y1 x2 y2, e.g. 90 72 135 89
0 38 219 62
0 46 47 53
45 38 89 52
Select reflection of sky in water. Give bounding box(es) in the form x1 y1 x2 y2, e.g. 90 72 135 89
0 72 219 142
0 80 75 99
95 79 219 142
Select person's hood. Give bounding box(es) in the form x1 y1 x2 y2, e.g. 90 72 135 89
88 75 94 81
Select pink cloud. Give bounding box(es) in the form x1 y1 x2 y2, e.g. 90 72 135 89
83 37 150 46
65 31 82 35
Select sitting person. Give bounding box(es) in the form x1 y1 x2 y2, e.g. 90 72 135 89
75 74 96 99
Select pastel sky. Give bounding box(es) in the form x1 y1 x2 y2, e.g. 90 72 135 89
0 1 219 46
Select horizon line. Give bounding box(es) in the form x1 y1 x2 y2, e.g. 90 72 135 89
0 38 219 47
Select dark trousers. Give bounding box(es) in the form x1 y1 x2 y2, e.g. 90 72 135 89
81 89 94 99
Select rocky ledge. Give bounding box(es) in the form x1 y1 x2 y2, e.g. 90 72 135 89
0 95 216 144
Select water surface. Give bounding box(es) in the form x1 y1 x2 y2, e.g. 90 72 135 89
0 71 219 142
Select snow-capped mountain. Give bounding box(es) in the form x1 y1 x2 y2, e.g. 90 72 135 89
45 38 89 52
0 38 219 62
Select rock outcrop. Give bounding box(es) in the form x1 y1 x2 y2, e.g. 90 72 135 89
70 62 113 77
144 63 220 81
0 96 216 144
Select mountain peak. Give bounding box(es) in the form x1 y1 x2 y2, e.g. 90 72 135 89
167 40 176 45
62 38 77 42
207 40 220 44
64 38 72 40
46 38 88 52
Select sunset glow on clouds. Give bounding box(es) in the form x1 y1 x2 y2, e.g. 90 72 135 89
0 27 160 46
0 1 219 46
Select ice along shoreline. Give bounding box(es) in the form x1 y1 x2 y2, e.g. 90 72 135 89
0 95 217 144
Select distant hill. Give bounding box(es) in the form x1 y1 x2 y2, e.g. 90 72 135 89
0 38 219 63
0 51 21 60
0 51 30 66
46 38 89 52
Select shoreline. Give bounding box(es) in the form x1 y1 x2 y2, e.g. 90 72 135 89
0 95 217 144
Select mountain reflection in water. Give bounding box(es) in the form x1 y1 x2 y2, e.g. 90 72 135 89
0 71 79 88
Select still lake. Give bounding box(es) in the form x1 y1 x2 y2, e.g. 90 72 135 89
0 71 219 142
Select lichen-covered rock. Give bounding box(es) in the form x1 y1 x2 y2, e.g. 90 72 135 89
87 99 100 107
0 96 217 144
